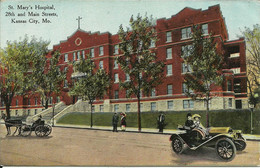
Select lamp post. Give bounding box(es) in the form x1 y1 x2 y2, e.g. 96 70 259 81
249 103 254 134
248 93 259 134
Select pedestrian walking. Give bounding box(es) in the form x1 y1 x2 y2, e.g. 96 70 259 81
157 112 165 132
120 112 126 131
112 112 119 132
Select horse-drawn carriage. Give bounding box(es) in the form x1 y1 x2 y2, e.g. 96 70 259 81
3 116 52 137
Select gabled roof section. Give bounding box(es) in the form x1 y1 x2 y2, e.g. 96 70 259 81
174 6 201 18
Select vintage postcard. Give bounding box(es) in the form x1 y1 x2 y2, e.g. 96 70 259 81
0 0 260 167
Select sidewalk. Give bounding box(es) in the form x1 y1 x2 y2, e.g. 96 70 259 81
54 123 260 141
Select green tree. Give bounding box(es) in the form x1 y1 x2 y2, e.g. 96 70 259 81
241 24 260 107
0 36 49 119
31 49 66 110
69 54 110 128
117 15 165 131
182 25 223 127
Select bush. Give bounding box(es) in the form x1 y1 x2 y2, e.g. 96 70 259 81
57 109 260 134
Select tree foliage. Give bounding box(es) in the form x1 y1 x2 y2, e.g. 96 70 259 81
69 54 110 127
117 14 165 131
182 25 223 127
31 49 66 109
0 36 49 118
241 24 260 107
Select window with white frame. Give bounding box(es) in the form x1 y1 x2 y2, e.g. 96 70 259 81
16 99 19 107
150 40 155 48
126 89 130 98
167 64 172 76
90 48 94 57
182 83 193 94
167 100 173 110
227 80 232 91
181 45 192 58
73 52 76 61
99 61 103 69
114 44 119 55
77 51 80 60
125 73 130 81
114 60 118 69
167 84 173 95
126 104 131 112
166 31 172 42
114 73 119 83
15 110 18 115
100 105 104 112
99 46 104 56
35 109 37 115
114 104 119 112
151 88 156 97
166 48 172 59
28 109 31 115
64 53 68 62
140 103 143 112
114 90 119 99
151 102 157 111
82 50 85 59
204 99 211 108
182 63 192 73
64 79 68 88
183 100 194 109
202 24 208 35
181 27 192 39
228 98 232 108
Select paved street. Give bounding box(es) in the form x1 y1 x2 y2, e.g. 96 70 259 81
0 124 259 166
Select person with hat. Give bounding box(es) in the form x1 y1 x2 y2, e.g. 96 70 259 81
157 112 165 133
112 112 119 132
120 112 126 131
185 113 195 131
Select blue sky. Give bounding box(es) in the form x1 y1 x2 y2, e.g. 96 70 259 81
1 0 259 49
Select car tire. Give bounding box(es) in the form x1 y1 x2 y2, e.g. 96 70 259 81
171 136 184 154
215 138 236 161
235 139 246 151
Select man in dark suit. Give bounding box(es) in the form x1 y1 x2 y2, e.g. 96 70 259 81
157 112 165 132
112 113 119 132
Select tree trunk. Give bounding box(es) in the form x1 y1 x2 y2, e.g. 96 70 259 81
137 95 141 132
90 102 93 128
5 103 11 119
206 94 210 128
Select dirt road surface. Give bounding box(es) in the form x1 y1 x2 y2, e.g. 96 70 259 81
0 124 259 166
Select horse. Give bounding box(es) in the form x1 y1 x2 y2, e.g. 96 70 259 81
3 118 22 136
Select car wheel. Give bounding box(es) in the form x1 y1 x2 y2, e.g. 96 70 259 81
235 139 246 151
171 136 184 154
215 138 236 161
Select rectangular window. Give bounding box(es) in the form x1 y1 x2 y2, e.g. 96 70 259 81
167 85 173 95
114 45 119 55
167 64 172 76
202 24 208 35
28 99 31 106
34 109 37 115
125 73 130 81
99 61 103 69
16 99 19 107
100 105 104 112
166 48 172 59
182 63 192 73
204 99 211 108
140 103 143 112
57 97 60 103
182 83 193 94
99 46 104 56
114 73 119 83
126 104 131 112
114 90 119 99
91 105 95 112
73 52 76 61
151 88 156 97
114 104 119 112
77 51 81 60
82 50 85 59
228 98 232 108
150 40 155 48
28 109 30 115
183 100 194 109
15 110 18 116
35 98 37 105
166 31 172 42
114 60 118 69
227 80 232 91
181 45 192 58
64 80 68 88
64 53 68 62
151 102 157 111
90 48 94 57
181 27 192 39
167 101 173 110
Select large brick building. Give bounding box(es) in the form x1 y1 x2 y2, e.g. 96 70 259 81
1 5 248 116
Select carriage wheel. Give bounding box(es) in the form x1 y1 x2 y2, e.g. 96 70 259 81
20 125 32 137
44 124 52 136
35 125 46 137
215 138 236 161
171 136 184 154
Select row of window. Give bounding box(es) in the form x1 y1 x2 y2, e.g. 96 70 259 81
166 24 208 42
0 97 61 107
